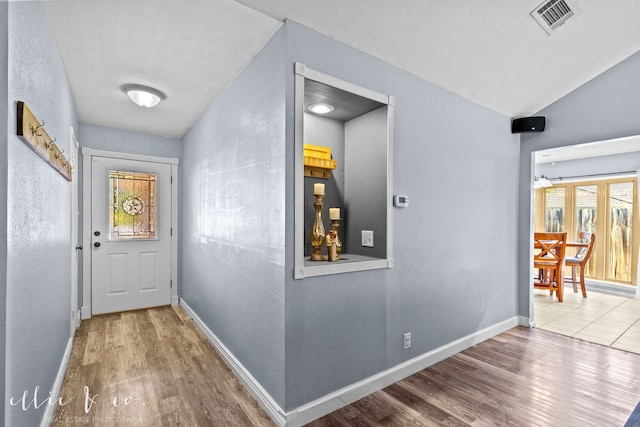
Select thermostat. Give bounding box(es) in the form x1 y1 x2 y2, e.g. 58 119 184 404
393 195 409 207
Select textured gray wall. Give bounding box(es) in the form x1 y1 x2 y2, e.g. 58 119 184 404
284 20 519 410
79 123 182 159
345 107 388 258
0 1 8 422
180 27 287 407
518 49 640 318
6 2 78 425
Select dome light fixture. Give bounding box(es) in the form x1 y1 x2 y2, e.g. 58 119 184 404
122 84 166 108
308 103 335 114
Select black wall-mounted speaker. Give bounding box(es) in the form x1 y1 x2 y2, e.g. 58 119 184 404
511 116 545 133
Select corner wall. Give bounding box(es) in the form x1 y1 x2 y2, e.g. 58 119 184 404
518 49 640 318
284 20 520 411
5 2 78 425
0 1 9 423
180 26 287 408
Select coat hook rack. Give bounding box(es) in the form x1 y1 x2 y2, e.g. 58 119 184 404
16 101 71 181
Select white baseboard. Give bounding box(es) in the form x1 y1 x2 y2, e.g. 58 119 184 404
285 316 522 427
180 301 521 427
518 315 533 327
80 305 91 320
41 337 74 427
179 300 287 427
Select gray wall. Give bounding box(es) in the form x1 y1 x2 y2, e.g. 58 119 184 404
5 2 78 425
0 1 8 422
284 20 519 410
180 26 287 407
79 123 182 159
518 49 640 318
536 151 640 180
76 123 182 308
345 106 388 258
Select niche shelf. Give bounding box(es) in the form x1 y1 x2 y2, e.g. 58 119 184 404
294 63 395 279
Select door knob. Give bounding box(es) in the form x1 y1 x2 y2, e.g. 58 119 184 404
94 242 101 248
94 231 101 236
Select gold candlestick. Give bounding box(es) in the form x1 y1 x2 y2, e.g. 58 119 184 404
330 218 342 259
309 194 325 261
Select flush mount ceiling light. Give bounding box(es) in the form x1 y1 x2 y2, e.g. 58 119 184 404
308 103 335 114
122 84 166 108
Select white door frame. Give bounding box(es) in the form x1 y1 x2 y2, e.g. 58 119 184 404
70 127 80 332
81 147 179 318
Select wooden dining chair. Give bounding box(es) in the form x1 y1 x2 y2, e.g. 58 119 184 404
565 232 595 298
534 232 567 302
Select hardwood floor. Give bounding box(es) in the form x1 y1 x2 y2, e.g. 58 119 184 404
311 327 640 427
52 308 640 426
52 306 274 426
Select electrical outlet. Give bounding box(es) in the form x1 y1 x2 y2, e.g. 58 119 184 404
361 230 374 247
403 332 412 350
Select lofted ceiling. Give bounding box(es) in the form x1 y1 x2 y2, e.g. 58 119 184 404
43 0 640 139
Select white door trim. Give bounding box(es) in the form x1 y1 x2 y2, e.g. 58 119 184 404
70 127 80 332
81 147 179 318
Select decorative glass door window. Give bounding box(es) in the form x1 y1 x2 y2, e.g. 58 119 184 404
109 171 157 239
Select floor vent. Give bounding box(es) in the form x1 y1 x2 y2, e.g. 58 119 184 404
531 0 575 34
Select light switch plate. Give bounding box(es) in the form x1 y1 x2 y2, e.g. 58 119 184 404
362 230 374 247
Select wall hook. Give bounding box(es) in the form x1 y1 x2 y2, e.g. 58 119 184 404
32 120 45 136
56 148 65 160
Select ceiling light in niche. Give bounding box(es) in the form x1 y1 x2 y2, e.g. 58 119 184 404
122 84 166 108
308 103 335 114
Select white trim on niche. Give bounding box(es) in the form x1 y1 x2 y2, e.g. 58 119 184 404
293 63 395 280
81 147 179 318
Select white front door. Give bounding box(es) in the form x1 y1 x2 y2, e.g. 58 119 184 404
91 156 172 315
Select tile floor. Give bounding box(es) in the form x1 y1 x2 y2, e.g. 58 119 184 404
534 287 640 354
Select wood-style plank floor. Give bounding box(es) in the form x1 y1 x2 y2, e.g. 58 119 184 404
52 306 274 426
311 327 640 427
53 307 640 426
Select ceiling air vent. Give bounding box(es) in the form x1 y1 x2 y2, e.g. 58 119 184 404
531 0 575 35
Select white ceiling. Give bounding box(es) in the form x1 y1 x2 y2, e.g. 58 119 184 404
43 0 640 139
43 0 282 138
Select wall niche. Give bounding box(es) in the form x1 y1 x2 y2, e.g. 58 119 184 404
294 63 394 279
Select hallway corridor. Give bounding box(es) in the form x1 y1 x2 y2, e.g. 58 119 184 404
51 306 274 426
